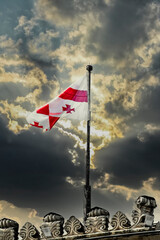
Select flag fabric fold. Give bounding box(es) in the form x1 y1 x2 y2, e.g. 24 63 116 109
26 75 88 131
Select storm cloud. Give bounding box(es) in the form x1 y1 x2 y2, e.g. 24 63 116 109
95 130 160 189
86 0 157 62
0 117 86 217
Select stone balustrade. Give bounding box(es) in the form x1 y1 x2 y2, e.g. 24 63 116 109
0 196 160 240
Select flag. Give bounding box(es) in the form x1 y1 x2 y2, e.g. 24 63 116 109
26 75 88 131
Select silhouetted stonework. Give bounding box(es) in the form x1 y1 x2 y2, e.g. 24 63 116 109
1 196 160 240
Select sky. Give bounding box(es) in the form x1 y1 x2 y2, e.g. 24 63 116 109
0 0 160 230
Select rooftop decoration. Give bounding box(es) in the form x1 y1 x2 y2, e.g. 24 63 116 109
1 195 160 240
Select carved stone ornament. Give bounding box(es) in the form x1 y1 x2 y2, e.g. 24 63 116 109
0 219 18 229
85 216 109 233
43 212 64 223
87 207 110 218
155 221 160 230
0 229 15 240
41 212 64 238
132 208 142 224
20 222 40 240
136 195 157 215
41 222 64 238
131 195 157 228
64 216 84 236
0 218 19 240
111 211 131 231
85 207 110 234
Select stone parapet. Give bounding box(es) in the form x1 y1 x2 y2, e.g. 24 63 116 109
1 195 160 240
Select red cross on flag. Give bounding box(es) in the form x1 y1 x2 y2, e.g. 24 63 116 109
26 75 88 131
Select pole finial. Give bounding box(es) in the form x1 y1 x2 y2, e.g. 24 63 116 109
86 65 93 72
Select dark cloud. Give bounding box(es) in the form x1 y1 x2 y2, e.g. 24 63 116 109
15 25 59 73
150 52 160 76
37 84 53 102
128 86 160 126
95 130 160 189
103 84 160 184
45 0 77 18
105 99 129 117
0 82 29 102
105 82 160 133
0 0 33 37
4 65 33 76
37 0 107 25
86 0 156 62
0 116 140 219
20 101 35 112
0 117 86 217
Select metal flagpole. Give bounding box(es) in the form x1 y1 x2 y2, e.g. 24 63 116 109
84 65 93 221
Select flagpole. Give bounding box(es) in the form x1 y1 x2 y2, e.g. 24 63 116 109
84 65 93 221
